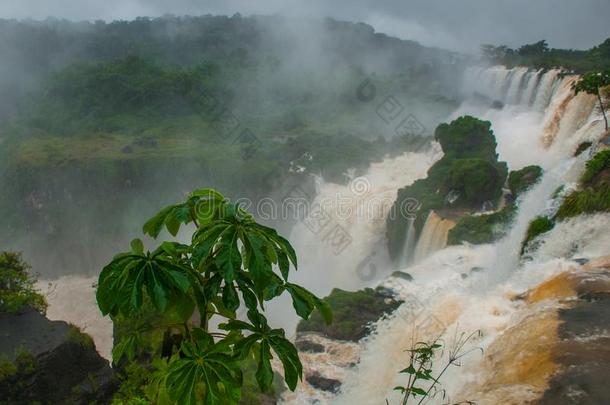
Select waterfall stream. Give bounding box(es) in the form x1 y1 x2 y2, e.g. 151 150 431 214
288 66 608 404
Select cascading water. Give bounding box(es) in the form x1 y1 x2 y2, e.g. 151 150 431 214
412 211 456 263
291 66 608 404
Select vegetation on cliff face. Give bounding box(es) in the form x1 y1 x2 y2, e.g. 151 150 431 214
447 205 516 246
524 149 610 254
386 116 508 260
297 287 402 341
521 216 555 254
572 71 610 131
556 149 610 220
508 165 543 197
97 188 331 404
0 251 47 314
480 38 610 73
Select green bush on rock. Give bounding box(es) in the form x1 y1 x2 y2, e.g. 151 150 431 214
386 116 508 261
448 205 516 245
0 252 47 314
521 216 555 254
556 149 610 219
448 158 506 204
580 149 610 185
508 165 543 197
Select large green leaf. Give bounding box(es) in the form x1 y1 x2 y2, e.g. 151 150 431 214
220 311 303 392
97 252 191 316
166 336 241 405
214 228 241 282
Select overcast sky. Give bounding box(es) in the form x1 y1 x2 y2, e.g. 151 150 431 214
1 0 608 53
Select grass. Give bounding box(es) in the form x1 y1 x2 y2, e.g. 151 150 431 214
580 149 610 185
447 205 516 245
521 216 555 254
555 187 610 219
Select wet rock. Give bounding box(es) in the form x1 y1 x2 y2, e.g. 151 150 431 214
538 269 610 404
297 288 402 341
0 308 117 404
296 340 325 353
306 373 342 393
391 271 414 282
572 257 589 265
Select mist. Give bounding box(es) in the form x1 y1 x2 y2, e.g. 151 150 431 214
1 0 608 52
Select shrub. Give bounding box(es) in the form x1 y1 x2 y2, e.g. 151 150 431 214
581 149 610 185
0 252 47 314
448 205 516 245
521 216 555 254
448 158 505 204
508 165 543 196
555 187 610 219
67 325 95 349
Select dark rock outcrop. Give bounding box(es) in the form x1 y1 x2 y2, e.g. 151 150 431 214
297 287 402 341
0 308 117 404
306 373 342 393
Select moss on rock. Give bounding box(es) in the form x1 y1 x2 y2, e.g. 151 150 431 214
521 216 555 254
448 205 516 245
297 288 402 341
508 165 543 197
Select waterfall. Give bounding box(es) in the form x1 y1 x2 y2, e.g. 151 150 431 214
412 211 456 263
505 67 528 105
303 66 609 405
532 69 561 112
520 69 542 106
266 148 441 334
397 217 416 269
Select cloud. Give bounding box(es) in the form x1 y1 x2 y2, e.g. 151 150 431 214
0 0 608 52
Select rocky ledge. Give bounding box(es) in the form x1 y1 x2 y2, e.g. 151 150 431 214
0 307 117 404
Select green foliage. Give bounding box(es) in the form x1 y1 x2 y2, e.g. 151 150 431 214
580 149 610 185
14 347 37 375
572 71 610 96
508 165 543 197
0 356 17 381
521 216 555 254
393 331 480 404
387 116 507 260
297 287 401 341
0 252 47 314
555 187 610 219
0 347 38 399
67 325 95 350
28 56 225 135
448 158 505 204
447 205 516 245
97 188 331 404
572 71 610 130
481 38 610 73
434 116 499 162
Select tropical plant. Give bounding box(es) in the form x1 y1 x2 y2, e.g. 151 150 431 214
96 188 331 404
391 331 481 405
572 71 610 131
